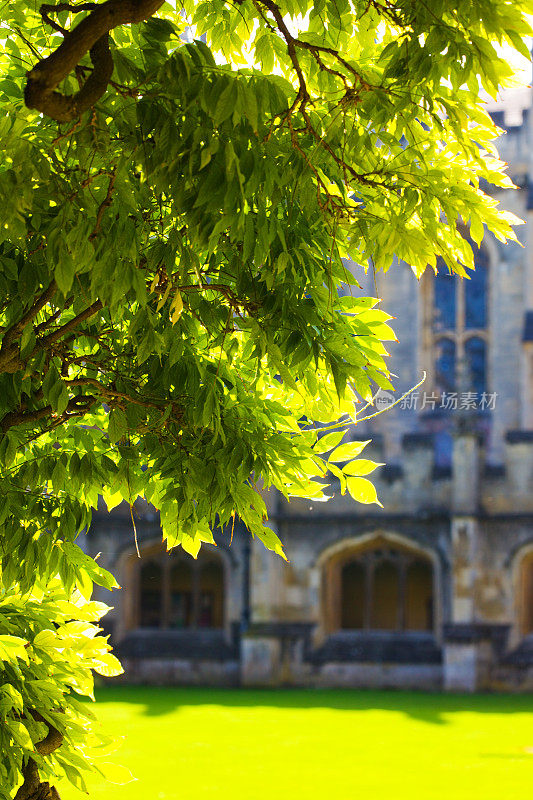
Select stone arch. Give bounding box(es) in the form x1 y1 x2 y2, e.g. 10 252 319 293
317 531 441 641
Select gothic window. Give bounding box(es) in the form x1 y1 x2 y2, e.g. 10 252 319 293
433 247 488 396
339 546 434 632
520 553 533 636
137 547 224 630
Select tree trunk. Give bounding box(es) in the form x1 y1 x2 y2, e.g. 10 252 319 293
15 713 63 800
14 759 60 800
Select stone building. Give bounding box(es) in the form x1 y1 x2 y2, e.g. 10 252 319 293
86 87 533 692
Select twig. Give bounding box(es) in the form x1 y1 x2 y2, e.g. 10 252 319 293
89 169 116 240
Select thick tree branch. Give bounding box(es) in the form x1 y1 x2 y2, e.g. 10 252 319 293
0 293 103 375
0 395 95 433
41 2 97 36
14 712 63 800
33 712 63 757
24 0 164 122
0 282 58 374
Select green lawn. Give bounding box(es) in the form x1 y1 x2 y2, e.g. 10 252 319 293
60 688 533 800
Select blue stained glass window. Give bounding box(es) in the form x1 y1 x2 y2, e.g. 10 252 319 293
434 430 453 468
465 336 486 395
435 337 456 393
465 248 488 329
434 267 456 332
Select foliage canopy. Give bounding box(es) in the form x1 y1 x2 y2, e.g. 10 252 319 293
0 0 530 796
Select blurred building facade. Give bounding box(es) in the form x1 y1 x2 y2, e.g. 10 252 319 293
86 88 533 692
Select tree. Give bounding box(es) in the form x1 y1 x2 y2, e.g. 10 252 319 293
0 0 530 796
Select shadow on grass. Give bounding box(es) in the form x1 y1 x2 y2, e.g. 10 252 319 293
92 685 533 726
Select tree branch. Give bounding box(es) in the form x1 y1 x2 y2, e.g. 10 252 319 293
0 291 102 376
0 396 95 433
14 711 63 800
2 281 57 350
0 281 58 374
40 300 103 346
24 0 164 121
89 169 116 240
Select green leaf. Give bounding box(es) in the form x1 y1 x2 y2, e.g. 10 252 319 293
62 542 119 591
55 254 75 294
328 440 371 462
313 429 346 453
346 476 382 506
253 524 287 560
33 629 57 650
242 83 259 132
6 719 33 750
342 458 383 476
0 635 28 665
108 408 128 444
96 762 136 785
93 653 124 677
214 81 237 126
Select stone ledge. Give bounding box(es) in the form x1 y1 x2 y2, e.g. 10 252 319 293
115 628 239 660
308 631 442 665
314 662 442 690
505 430 533 444
244 622 314 639
443 623 509 653
119 657 240 686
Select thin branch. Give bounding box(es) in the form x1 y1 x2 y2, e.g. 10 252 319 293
1 280 57 349
40 300 103 346
89 169 116 240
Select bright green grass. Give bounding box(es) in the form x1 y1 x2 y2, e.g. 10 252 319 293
60 688 533 800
